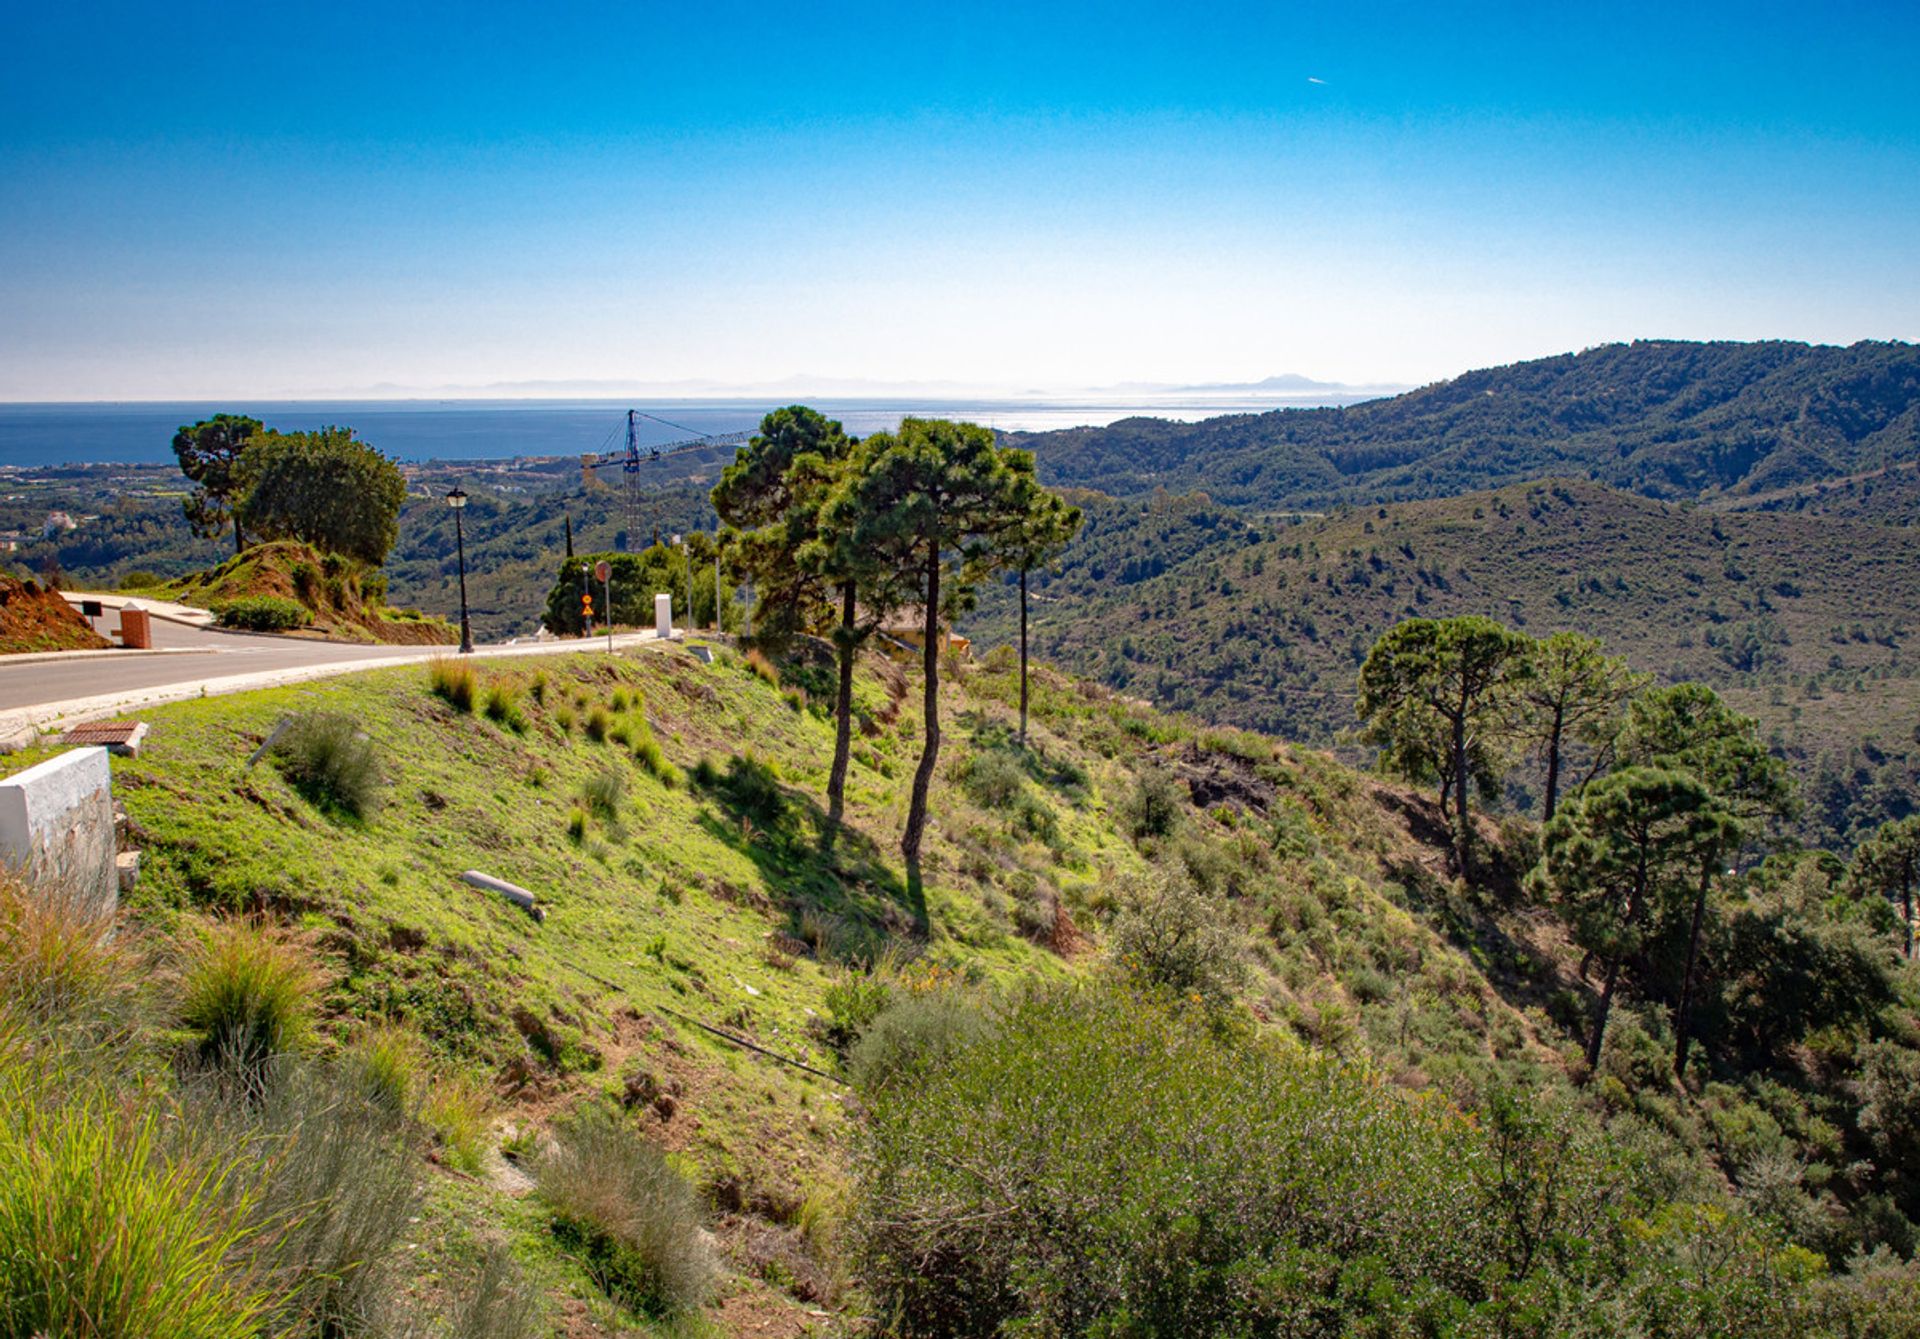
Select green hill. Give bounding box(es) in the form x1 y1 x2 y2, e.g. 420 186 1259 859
1014 339 1920 511
967 478 1920 842
3 638 1915 1333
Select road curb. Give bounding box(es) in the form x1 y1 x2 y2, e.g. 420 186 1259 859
0 632 678 753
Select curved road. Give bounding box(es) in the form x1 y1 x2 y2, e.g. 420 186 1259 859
0 615 670 747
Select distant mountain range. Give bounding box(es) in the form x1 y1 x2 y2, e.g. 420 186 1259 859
274 372 1408 403
1010 339 1920 511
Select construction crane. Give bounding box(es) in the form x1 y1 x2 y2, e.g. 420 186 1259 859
581 409 751 550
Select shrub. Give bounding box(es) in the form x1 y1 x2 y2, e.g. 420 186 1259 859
214 595 307 632
117 568 165 590
581 767 627 819
610 688 632 712
566 806 590 843
482 682 526 732
1121 763 1185 840
554 704 577 734
955 748 1027 808
0 872 133 1027
360 571 387 605
585 705 613 742
529 670 549 704
429 658 478 712
847 992 993 1091
1108 865 1246 1009
177 920 317 1077
534 1105 713 1316
821 971 893 1052
271 710 383 818
702 752 787 827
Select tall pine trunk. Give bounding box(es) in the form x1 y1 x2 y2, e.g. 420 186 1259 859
826 581 857 842
1452 708 1471 879
1672 854 1714 1078
1018 566 1030 746
1586 861 1647 1077
1542 704 1566 822
902 553 941 892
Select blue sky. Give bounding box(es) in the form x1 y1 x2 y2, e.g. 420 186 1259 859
3 1 1917 398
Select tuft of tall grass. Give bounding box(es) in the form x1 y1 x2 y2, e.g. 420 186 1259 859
420 1070 493 1175
554 704 578 734
429 658 478 712
0 872 134 1027
344 1024 424 1117
177 920 317 1078
745 648 780 687
585 705 613 742
271 710 384 818
0 1021 275 1339
566 806 590 843
529 670 550 704
534 1105 714 1317
483 681 527 732
581 767 627 819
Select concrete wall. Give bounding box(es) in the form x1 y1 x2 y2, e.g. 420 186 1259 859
0 746 115 914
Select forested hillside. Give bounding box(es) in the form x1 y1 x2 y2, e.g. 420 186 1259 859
1014 339 1920 511
970 479 1920 844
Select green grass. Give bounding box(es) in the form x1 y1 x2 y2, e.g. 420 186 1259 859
176 919 317 1076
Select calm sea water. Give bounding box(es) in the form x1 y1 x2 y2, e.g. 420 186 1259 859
0 396 1359 468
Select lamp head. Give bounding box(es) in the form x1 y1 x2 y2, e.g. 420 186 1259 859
445 486 468 509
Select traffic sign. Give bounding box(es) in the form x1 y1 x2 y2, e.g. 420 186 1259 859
594 559 611 582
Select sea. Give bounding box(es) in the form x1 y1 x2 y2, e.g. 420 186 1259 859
0 395 1369 469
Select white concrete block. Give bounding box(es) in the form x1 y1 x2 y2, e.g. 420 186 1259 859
0 747 116 914
655 593 673 639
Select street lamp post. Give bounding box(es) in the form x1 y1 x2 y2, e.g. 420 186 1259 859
446 487 473 654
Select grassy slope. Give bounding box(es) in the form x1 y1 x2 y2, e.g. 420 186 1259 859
973 478 1920 795
1 641 1595 1334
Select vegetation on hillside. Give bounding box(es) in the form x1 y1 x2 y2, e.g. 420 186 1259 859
162 540 455 644
973 478 1920 846
1012 339 1920 511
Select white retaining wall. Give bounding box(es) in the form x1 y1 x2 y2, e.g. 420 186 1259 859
0 746 116 913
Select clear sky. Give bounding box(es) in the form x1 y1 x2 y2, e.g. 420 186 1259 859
3 1 1918 399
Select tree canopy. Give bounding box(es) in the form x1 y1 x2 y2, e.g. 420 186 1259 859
235 428 407 567
171 414 263 555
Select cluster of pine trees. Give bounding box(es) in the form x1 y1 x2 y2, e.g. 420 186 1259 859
710 407 1081 888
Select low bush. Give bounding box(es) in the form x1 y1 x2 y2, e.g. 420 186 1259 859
566 806 590 843
700 752 788 827
176 920 317 1078
847 991 993 1091
851 981 1846 1338
954 748 1027 808
343 1024 423 1117
420 1070 493 1175
429 658 478 712
117 568 165 590
821 971 893 1052
271 710 383 818
214 595 308 632
1108 864 1246 1009
1121 763 1186 841
534 1105 713 1317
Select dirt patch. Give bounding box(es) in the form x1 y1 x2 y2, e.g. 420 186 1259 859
0 573 109 654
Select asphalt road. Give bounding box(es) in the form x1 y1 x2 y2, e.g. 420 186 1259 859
0 621 432 713
0 617 670 744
